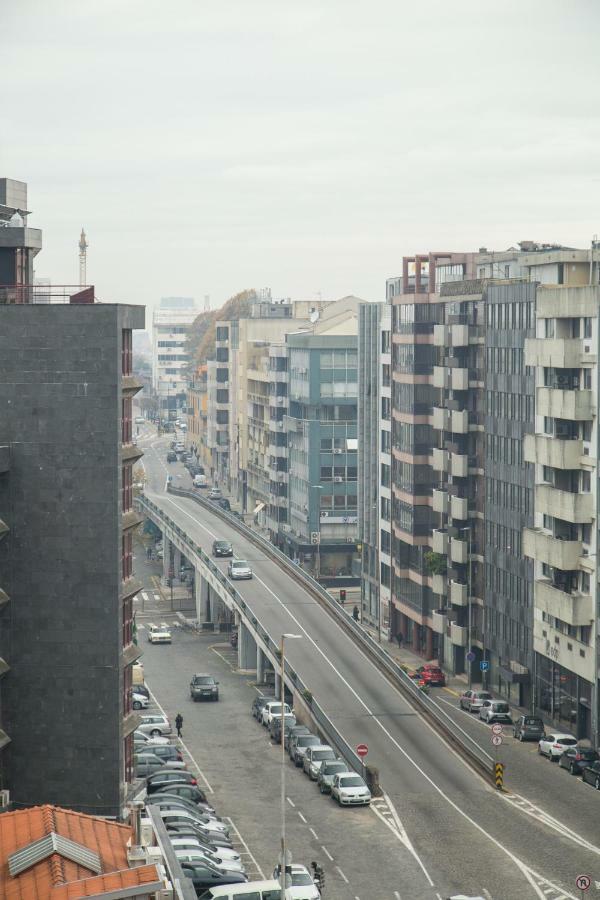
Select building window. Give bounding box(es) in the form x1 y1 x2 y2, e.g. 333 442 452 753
122 532 133 580
123 662 132 716
122 329 132 375
121 397 132 444
124 733 134 784
122 464 133 512
122 595 133 647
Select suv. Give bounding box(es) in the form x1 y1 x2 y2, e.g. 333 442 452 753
190 674 219 702
459 690 493 713
513 715 545 742
167 450 177 463
212 540 233 557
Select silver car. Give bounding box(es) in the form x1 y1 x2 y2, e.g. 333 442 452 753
228 558 253 579
174 850 245 874
137 714 172 737
303 745 337 780
169 838 241 864
291 734 321 767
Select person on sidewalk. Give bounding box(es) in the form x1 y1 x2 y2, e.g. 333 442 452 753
352 606 359 622
175 713 183 738
395 631 403 648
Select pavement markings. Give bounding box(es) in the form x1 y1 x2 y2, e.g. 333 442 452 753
297 811 307 823
336 866 349 883
286 796 295 807
321 845 334 862
503 793 600 857
309 827 319 840
393 892 402 900
210 644 237 672
223 816 265 881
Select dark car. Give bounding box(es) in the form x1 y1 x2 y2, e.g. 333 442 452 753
212 540 233 557
166 450 177 463
217 498 231 512
270 714 298 743
285 724 310 752
146 769 198 794
251 695 275 719
190 673 219 702
582 760 600 790
181 861 247 892
188 465 204 477
559 746 600 776
154 783 209 805
513 715 546 742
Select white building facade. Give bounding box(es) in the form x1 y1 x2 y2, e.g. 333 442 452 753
152 296 197 416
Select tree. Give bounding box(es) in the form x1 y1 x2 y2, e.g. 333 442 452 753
185 289 257 371
424 551 447 575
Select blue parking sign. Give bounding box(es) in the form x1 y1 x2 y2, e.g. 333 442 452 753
480 660 490 672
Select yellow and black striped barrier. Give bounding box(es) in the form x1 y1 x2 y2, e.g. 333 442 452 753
494 762 504 790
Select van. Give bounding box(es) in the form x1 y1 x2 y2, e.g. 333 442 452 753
194 473 208 488
203 881 293 899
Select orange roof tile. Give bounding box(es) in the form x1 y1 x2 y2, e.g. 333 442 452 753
49 864 162 899
0 806 135 900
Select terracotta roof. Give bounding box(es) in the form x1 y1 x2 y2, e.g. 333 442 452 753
50 864 162 899
0 805 138 900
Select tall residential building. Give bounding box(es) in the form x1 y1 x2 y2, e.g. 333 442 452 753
152 296 197 417
358 301 392 634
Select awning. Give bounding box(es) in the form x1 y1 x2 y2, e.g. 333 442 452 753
253 501 266 516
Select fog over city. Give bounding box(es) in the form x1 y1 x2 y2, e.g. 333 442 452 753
1 0 599 308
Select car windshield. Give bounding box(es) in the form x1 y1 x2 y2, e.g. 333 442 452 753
559 738 577 745
313 749 334 760
216 542 230 549
340 776 364 787
478 693 492 700
194 677 215 685
579 749 597 758
494 703 509 712
292 873 313 886
233 560 248 567
297 736 319 746
524 717 542 725
323 763 346 774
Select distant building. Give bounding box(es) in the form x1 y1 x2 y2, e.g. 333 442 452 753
152 296 197 417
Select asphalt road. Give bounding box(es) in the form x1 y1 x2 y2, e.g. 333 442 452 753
137 424 600 899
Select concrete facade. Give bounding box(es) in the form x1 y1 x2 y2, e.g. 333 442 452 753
152 297 197 417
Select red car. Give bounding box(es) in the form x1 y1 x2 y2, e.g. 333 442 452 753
416 665 446 687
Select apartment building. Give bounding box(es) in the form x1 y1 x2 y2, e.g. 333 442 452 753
187 364 212 471
358 301 392 634
267 341 291 543
152 296 197 417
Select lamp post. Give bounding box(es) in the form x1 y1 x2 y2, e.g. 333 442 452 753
458 526 472 688
279 633 302 899
310 485 323 580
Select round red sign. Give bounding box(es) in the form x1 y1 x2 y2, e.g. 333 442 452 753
356 743 368 758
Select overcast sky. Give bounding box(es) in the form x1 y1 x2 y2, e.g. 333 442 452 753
1 0 599 313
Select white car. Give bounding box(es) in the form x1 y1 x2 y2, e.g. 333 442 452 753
131 689 149 710
169 839 241 864
137 714 172 737
538 732 578 760
272 864 320 899
175 443 185 452
147 622 172 644
303 745 337 780
261 701 292 728
174 850 245 874
228 558 253 580
135 416 145 424
133 730 169 746
157 808 229 836
331 772 371 806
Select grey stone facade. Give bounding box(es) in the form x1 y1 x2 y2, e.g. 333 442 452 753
0 302 144 815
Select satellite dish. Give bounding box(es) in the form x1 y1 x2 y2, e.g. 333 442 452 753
310 310 320 324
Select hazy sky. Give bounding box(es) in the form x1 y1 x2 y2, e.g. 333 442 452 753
1 1 599 313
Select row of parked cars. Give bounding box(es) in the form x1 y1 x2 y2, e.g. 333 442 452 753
458 688 600 790
252 695 372 806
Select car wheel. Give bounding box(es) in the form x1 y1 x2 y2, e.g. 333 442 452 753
151 729 161 737
570 763 577 775
519 734 524 742
319 784 326 793
133 701 141 710
596 777 600 791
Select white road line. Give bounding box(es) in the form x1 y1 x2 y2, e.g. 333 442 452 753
223 817 265 880
146 684 213 793
157 495 574 897
504 792 600 857
310 827 319 840
287 797 295 807
336 866 349 883
321 845 334 862
393 892 402 900
297 811 307 824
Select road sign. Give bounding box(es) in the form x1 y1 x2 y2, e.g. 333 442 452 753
575 875 591 891
491 735 502 747
466 651 476 662
356 743 369 759
494 762 504 789
491 723 503 736
480 660 490 671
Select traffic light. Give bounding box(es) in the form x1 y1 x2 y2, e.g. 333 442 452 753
340 589 347 604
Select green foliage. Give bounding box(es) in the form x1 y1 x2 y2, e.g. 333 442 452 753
186 289 257 370
424 551 447 575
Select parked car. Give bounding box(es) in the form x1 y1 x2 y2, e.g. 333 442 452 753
157 808 230 837
168 837 241 864
194 474 209 488
459 690 493 713
271 864 321 900
132 683 150 699
270 715 298 743
217 498 231 512
167 450 177 463
133 730 169 747
154 783 209 804
175 849 245 875
180 861 247 892
212 540 234 557
208 487 223 500
261 701 292 728
164 822 232 849
228 558 253 580
513 715 545 742
558 746 599 776
285 724 310 752
190 673 220 702
303 745 337 780
268 711 296 734
134 753 165 777
175 443 185 453
137 714 172 737
479 700 512 725
317 759 349 794
131 689 149 710
415 665 446 687
538 733 578 760
135 416 145 424
144 744 185 768
146 770 198 794
581 760 600 790
331 772 371 806
251 695 275 719
146 794 216 817
291 734 321 767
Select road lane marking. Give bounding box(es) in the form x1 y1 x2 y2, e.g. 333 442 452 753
151 494 581 896
393 892 401 900
310 827 319 840
321 845 334 861
297 811 307 823
223 817 265 880
504 793 600 857
146 684 214 793
336 866 349 883
287 797 295 807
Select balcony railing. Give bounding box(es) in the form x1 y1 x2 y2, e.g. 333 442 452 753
0 284 95 304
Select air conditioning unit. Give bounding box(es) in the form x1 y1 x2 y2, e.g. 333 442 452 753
334 476 343 483
333 448 342 455
0 790 10 810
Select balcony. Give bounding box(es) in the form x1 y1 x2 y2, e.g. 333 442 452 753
524 434 583 470
536 285 600 319
450 537 468 564
450 324 469 347
432 406 450 431
450 495 468 520
432 573 447 596
433 366 449 389
451 409 468 433
450 623 468 647
432 489 449 514
432 529 449 555
450 580 468 606
431 610 448 635
450 453 468 478
535 484 593 524
450 368 469 391
433 324 450 347
432 448 449 473
536 387 593 421
523 528 582 569
524 337 594 369
535 579 594 627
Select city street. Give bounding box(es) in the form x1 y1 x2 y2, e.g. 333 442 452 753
136 424 600 899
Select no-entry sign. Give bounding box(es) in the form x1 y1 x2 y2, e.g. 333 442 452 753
356 743 369 759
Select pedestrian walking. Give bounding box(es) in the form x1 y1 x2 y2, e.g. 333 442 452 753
396 631 403 648
175 713 183 738
146 546 152 560
352 605 359 622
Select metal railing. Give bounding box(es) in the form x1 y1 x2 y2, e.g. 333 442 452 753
139 488 495 784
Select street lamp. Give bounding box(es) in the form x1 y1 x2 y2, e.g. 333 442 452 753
457 526 472 688
310 485 323 580
279 633 302 899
